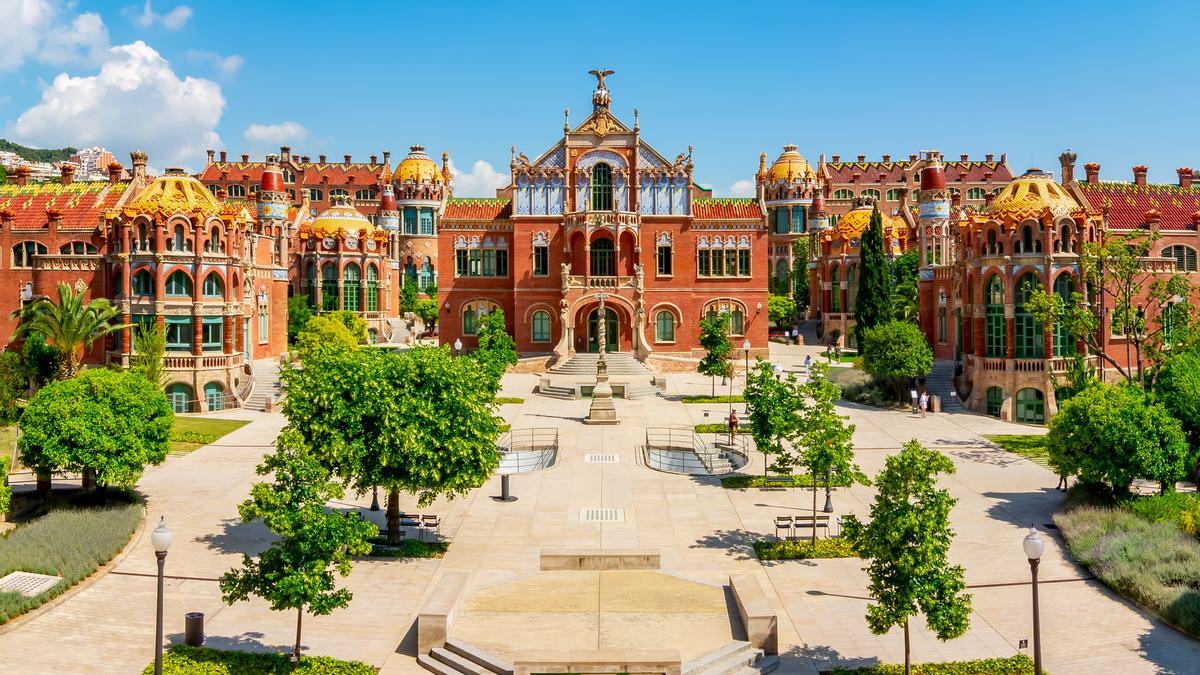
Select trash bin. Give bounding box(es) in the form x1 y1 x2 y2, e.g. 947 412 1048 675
184 612 204 646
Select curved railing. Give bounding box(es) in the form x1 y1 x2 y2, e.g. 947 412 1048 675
642 427 747 475
497 428 558 474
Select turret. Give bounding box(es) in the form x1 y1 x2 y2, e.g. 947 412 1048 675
809 192 829 232
378 183 399 231
257 154 290 263
917 151 951 267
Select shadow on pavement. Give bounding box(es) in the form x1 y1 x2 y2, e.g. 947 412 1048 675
166 629 297 655
195 517 273 556
691 528 758 561
783 642 882 672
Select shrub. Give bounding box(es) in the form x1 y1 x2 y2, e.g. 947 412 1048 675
367 539 449 558
0 496 141 624
1155 347 1200 443
832 654 1036 674
694 423 729 434
754 537 856 560
1055 505 1200 636
1125 492 1200 537
324 310 368 344
495 397 524 405
145 645 375 674
861 320 933 402
681 395 744 404
286 295 313 345
720 474 850 489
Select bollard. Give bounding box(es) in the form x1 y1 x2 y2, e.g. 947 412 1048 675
184 612 204 646
494 474 517 502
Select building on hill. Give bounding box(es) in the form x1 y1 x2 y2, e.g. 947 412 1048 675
68 147 118 181
437 72 770 362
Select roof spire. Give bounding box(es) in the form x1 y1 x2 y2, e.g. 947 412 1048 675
588 68 615 111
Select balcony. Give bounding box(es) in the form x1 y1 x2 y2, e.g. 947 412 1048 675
164 353 244 370
566 275 637 291
564 211 639 231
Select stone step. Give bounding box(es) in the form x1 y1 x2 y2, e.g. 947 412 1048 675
430 647 491 674
417 653 459 675
444 638 514 675
537 385 577 400
682 641 754 675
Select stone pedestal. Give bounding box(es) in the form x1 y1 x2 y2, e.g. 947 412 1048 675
585 355 619 425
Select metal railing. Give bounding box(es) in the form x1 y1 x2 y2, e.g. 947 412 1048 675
644 427 724 475
496 428 558 474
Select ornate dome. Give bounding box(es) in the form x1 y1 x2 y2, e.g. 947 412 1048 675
989 170 1080 222
767 145 813 182
127 169 221 219
394 145 444 184
307 197 374 238
831 197 906 246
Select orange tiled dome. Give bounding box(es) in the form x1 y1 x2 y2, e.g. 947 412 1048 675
394 145 444 184
767 145 813 183
989 170 1081 222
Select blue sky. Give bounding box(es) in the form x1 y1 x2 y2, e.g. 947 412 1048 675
2 0 1198 195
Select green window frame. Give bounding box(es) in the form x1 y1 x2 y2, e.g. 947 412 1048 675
655 311 675 342
730 309 745 336
403 208 418 235
463 308 477 335
201 317 223 352
419 209 434 235
591 163 613 211
133 269 155 297
1015 388 1045 424
366 266 379 312
165 270 192 297
531 310 551 342
774 208 788 234
1053 275 1075 356
738 249 751 276
321 264 338 312
986 386 1004 418
831 267 842 312
985 275 1005 358
204 382 224 412
697 249 711 277
657 245 672 276
1014 273 1044 358
533 246 549 276
1165 244 1198 272
590 239 614 276
202 272 224 297
791 207 805 233
165 317 192 351
343 263 361 312
166 383 192 414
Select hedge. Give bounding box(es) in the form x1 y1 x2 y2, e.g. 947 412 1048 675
721 474 851 489
494 397 524 405
833 654 1036 673
367 539 448 558
0 494 142 624
681 395 744 403
754 537 856 560
694 423 730 434
143 645 376 674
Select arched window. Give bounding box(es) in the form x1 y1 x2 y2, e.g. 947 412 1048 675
885 188 904 202
166 383 193 414
321 263 338 311
206 226 222 253
1020 225 1034 254
832 189 854 200
308 188 324 202
1015 388 1045 424
165 270 193 297
136 223 153 251
329 188 349 200
133 269 155 297
12 241 47 268
830 266 842 312
282 169 295 183
986 386 1004 418
58 241 98 254
937 307 948 343
226 184 246 198
1165 244 1198 272
419 257 434 290
967 187 987 201
463 307 477 335
730 307 745 335
591 163 613 211
655 310 675 342
1015 272 1044 358
354 188 376 201
170 224 187 251
986 230 997 255
204 382 225 411
860 188 881 201
202 272 224 297
590 238 615 276
531 310 551 342
846 265 858 312
366 264 379 312
774 259 790 295
1059 224 1073 253
343 263 361 312
984 275 1005 357
1053 275 1075 356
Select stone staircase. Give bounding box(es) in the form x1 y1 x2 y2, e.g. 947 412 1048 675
386 317 411 344
243 360 282 412
552 352 650 376
926 360 964 412
417 638 513 675
682 640 779 675
539 352 658 400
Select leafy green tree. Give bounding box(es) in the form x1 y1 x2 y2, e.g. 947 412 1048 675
10 282 129 378
20 332 60 390
219 432 375 663
0 352 25 423
282 346 503 544
294 316 359 360
423 284 438 303
400 281 419 314
792 361 865 543
0 462 9 516
414 298 439 332
18 368 172 491
888 251 920 324
744 361 806 478
1048 382 1190 496
1154 347 1200 445
862 321 933 402
854 207 893 347
767 295 795 327
698 312 733 397
470 309 518 395
843 441 971 674
791 237 810 316
287 295 313 345
130 323 166 387
324 310 368 343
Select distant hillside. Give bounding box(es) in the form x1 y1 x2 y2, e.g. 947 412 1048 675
0 139 77 164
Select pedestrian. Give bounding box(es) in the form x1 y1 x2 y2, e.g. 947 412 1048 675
791 326 799 345
1057 473 1068 491
729 409 739 441
803 354 812 375
918 390 929 419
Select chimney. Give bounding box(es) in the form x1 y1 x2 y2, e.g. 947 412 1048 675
130 151 148 182
909 153 918 162
960 153 969 162
831 154 841 163
1146 209 1161 236
216 187 227 201
1084 162 1100 183
280 146 291 161
985 153 995 162
1059 149 1077 184
343 154 352 166
856 154 866 163
1193 210 1200 227
241 153 250 163
60 163 76 186
898 187 909 206
951 190 962 208
301 155 310 163
1133 165 1148 186
370 154 378 165
882 154 891 163
14 166 30 186
318 154 327 163
383 150 391 165
984 190 995 207
1178 167 1193 190
219 150 227 162
1000 153 1008 165
207 149 215 163
107 162 123 184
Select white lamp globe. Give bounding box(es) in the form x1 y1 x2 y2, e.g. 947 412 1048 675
742 338 751 351
453 338 463 352
1022 527 1044 561
151 517 172 553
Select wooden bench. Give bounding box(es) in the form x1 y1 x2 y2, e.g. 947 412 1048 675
763 475 796 488
791 514 830 539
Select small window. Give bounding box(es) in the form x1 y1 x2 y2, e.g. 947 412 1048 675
355 188 376 201
403 207 418 235
533 245 549 276
1015 388 1045 424
419 209 434 235
170 225 188 251
730 308 745 335
532 310 551 342
133 269 155 297
166 383 193 413
308 188 324 201
1165 245 1198 272
204 382 225 411
282 169 295 183
655 310 675 342
165 317 193 351
657 244 673 276
860 188 881 201
165 270 193 297
885 188 904 202
832 189 854 200
463 307 477 335
202 317 223 352
202 272 224 297
329 188 349 200
12 241 47 268
967 187 987 201
58 241 98 255
226 184 246 198
986 386 1004 418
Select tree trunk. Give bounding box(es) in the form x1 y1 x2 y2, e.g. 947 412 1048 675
811 475 818 546
386 488 401 545
36 470 50 497
293 605 303 664
711 376 715 398
904 619 911 675
59 352 81 380
81 467 96 493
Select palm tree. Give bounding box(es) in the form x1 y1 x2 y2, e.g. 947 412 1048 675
11 282 129 379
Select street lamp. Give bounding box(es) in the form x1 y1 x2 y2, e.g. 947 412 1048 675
151 517 173 675
453 338 462 355
1023 527 1045 675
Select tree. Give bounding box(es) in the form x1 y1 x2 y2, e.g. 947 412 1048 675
18 368 172 491
744 360 807 478
414 298 439 332
130 323 166 387
471 309 518 394
843 441 971 675
862 321 933 403
20 332 61 390
792 361 865 543
0 352 25 423
1048 382 1190 496
791 237 810 316
11 282 129 378
889 251 920 324
294 316 359 360
400 281 419 314
324 310 368 344
281 346 503 544
854 207 893 347
767 295 795 327
698 312 733 397
1154 347 1200 445
219 432 375 663
287 295 313 345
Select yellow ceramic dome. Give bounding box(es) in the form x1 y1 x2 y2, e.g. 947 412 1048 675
767 145 813 182
394 145 444 184
307 198 374 238
831 198 906 248
127 169 221 219
989 170 1080 221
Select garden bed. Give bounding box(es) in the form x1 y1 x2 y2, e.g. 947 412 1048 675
495 397 525 405
984 434 1052 470
170 418 250 454
832 654 1036 674
754 537 855 560
721 474 850 489
144 645 376 674
366 538 448 559
681 394 744 404
0 490 142 624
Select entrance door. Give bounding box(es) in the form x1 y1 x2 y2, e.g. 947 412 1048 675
587 308 619 352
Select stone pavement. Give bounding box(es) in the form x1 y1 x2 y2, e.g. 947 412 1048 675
0 349 1196 674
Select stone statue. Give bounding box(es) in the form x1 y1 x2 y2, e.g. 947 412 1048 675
633 263 644 286
560 262 572 293
588 68 615 90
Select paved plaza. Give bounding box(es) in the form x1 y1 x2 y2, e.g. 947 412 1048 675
0 344 1197 673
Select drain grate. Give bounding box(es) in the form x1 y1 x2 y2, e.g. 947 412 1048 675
581 507 625 523
585 453 619 464
0 571 62 597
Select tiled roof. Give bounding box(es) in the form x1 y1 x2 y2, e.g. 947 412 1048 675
198 161 385 187
824 161 1012 184
0 181 128 229
693 198 761 219
1076 181 1200 231
443 198 512 220
945 161 1013 183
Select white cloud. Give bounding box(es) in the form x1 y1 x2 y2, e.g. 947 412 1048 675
727 179 756 197
449 158 509 197
187 49 243 77
0 0 110 71
244 122 307 144
7 40 224 168
126 1 192 30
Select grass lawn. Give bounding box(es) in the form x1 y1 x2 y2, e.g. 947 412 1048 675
170 417 250 455
0 425 17 472
984 434 1052 469
367 538 449 558
681 394 744 404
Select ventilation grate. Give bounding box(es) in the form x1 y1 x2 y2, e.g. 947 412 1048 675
0 571 62 597
581 507 625 523
585 453 619 464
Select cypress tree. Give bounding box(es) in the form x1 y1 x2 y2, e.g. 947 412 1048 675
854 207 893 349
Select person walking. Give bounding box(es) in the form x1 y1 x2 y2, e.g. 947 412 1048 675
1057 473 1069 491
729 410 739 442
918 390 929 419
803 354 812 376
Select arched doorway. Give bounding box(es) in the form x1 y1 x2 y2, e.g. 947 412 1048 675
587 308 619 353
